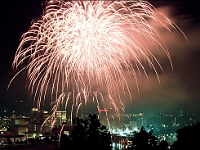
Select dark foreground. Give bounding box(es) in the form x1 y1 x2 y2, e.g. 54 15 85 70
0 142 59 150
0 142 128 150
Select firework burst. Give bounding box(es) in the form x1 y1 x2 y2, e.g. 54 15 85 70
10 0 184 126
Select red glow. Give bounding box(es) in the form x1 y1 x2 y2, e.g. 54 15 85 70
98 109 108 112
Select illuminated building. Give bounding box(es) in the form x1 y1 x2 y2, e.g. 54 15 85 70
54 111 67 126
10 115 29 135
28 108 50 136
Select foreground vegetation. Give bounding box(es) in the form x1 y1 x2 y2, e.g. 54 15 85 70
59 114 200 150
60 114 112 150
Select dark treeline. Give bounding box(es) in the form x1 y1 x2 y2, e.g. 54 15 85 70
130 121 200 150
59 114 112 150
59 114 200 150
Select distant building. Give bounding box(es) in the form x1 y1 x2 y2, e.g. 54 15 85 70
54 111 67 126
28 108 70 137
9 115 29 134
28 108 50 135
0 116 15 129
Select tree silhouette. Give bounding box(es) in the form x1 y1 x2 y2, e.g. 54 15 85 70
171 122 200 150
131 126 158 150
60 114 112 150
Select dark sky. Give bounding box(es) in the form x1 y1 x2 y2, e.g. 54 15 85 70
0 1 200 114
0 1 44 113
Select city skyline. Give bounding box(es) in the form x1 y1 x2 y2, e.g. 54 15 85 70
0 1 200 115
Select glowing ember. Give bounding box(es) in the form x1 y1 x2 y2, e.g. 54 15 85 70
10 0 184 126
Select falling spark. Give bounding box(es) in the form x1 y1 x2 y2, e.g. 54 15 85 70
10 0 185 126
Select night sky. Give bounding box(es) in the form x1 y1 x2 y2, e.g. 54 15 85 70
0 1 200 115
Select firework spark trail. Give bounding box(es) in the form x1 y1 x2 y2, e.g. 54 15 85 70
10 0 185 126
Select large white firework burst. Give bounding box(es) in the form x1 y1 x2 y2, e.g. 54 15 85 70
10 0 184 125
